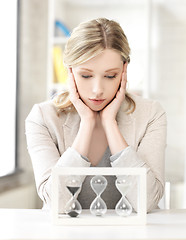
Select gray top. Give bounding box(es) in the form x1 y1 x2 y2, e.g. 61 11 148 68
77 147 122 209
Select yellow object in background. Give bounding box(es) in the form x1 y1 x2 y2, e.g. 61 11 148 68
53 46 68 84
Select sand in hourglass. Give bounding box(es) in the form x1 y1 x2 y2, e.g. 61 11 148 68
67 186 80 196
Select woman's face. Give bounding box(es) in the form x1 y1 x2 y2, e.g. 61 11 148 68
72 49 124 111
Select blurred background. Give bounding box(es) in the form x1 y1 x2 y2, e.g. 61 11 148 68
0 0 185 209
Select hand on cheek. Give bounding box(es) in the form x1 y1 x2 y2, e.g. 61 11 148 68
100 62 127 125
68 68 80 103
116 62 127 98
68 68 97 126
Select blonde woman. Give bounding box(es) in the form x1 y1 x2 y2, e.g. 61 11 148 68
25 18 167 213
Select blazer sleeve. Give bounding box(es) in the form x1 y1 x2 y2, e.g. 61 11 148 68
111 101 167 212
25 104 90 212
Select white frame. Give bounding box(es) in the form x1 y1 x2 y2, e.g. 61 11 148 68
51 167 146 225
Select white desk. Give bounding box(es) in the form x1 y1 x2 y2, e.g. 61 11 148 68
0 208 186 240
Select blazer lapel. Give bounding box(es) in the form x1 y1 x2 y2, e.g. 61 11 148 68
62 110 81 150
116 101 136 148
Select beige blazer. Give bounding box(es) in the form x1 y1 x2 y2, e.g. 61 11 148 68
25 94 167 212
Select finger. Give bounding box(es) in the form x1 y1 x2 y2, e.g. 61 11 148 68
116 72 126 102
68 68 75 88
68 69 79 94
120 62 127 90
120 73 126 88
123 62 127 80
68 69 80 104
119 72 127 93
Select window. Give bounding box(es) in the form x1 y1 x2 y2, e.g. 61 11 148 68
0 0 18 177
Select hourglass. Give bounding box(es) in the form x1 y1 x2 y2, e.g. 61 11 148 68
115 176 133 217
65 176 82 217
90 175 107 216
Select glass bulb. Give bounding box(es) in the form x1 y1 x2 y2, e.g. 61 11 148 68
65 176 82 217
115 176 132 217
90 175 107 216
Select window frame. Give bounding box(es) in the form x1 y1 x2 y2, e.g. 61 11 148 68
0 0 20 180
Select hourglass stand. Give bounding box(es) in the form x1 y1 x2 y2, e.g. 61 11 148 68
90 175 107 216
65 176 82 218
115 176 132 217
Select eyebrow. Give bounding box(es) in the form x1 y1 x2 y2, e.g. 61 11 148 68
105 68 120 72
79 68 120 72
79 68 93 72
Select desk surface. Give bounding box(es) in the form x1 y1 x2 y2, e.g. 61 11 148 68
0 208 186 240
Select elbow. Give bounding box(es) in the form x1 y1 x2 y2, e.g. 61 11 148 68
37 181 51 208
146 180 164 213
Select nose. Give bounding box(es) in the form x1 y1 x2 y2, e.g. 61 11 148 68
92 79 104 97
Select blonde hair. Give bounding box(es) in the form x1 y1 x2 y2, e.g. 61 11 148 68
54 18 135 114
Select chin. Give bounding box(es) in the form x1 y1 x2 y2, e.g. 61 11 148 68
88 104 105 112
90 106 104 112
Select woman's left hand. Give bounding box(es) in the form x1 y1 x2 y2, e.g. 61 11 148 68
100 62 127 126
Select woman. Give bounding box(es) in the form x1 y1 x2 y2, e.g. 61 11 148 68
25 18 167 213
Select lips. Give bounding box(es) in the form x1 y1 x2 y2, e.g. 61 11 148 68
89 98 105 105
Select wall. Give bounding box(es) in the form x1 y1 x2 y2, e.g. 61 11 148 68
18 0 48 207
149 0 186 208
0 184 37 208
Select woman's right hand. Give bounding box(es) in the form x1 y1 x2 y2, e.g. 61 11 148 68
68 68 97 126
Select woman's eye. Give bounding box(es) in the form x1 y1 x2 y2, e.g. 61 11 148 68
105 74 117 79
82 75 92 79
